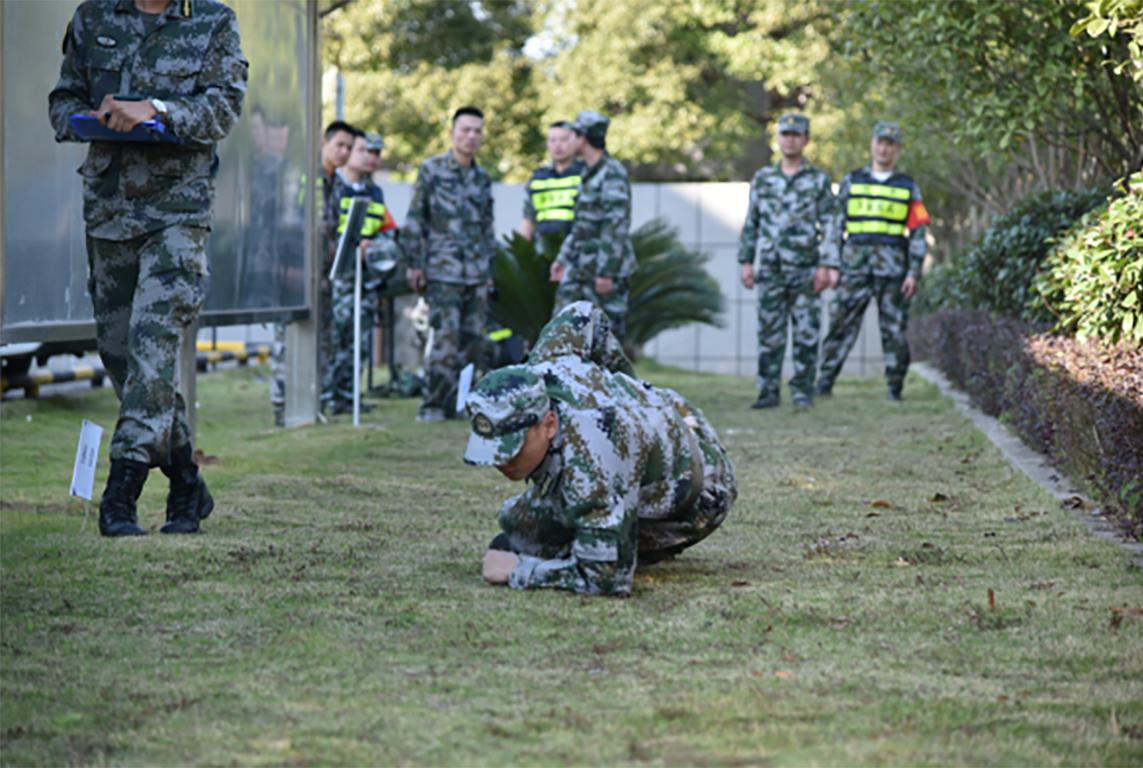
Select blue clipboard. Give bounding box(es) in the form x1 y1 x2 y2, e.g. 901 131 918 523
69 113 180 145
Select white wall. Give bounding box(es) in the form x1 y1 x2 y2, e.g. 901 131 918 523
207 181 887 380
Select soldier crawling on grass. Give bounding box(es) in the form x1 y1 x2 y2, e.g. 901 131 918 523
464 302 737 596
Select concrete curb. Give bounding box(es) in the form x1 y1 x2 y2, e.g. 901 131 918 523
913 362 1143 568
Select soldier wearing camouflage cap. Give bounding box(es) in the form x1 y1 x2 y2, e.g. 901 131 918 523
738 112 835 410
326 130 401 414
549 111 637 341
466 302 737 597
49 0 248 536
817 120 931 401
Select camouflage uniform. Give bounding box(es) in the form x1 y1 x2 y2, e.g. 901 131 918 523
49 0 247 466
553 112 636 342
325 169 400 412
403 152 496 418
464 302 737 596
818 123 929 398
738 123 833 405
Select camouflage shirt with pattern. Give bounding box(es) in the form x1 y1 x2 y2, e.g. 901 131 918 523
555 153 636 281
507 304 713 596
737 160 834 269
403 152 496 286
49 0 248 241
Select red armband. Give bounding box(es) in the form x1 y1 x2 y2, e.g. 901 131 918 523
907 200 931 230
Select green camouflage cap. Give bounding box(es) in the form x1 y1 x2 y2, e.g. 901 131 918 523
464 366 551 466
872 121 902 142
364 132 384 151
777 113 809 135
571 110 610 144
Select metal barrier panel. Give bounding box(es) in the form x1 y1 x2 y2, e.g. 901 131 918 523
1 0 315 345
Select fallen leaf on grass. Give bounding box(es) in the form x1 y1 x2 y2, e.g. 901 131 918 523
930 492 949 503
870 499 892 509
1061 495 1090 511
865 512 881 518
193 449 220 466
988 588 996 610
774 670 793 680
1109 606 1143 632
893 557 913 567
731 580 749 587
997 694 1009 702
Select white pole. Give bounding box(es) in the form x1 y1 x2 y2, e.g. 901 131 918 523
353 243 362 426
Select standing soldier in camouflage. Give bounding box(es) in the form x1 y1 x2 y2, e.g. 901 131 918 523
49 0 247 536
519 120 585 255
738 113 834 410
549 111 637 342
465 302 737 597
270 120 357 425
404 106 497 422
816 121 931 401
326 131 400 415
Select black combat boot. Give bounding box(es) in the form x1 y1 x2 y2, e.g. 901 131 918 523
159 445 214 534
98 459 150 537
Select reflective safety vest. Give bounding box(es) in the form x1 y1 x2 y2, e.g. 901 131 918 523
530 175 581 222
338 191 393 238
527 162 585 236
844 169 915 247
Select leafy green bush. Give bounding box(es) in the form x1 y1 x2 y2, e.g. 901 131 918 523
1032 173 1143 345
488 219 724 352
915 186 1109 318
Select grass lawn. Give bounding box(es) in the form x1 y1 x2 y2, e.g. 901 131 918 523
2 363 1141 766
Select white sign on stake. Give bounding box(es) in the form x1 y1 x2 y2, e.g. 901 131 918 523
70 420 103 500
456 362 475 414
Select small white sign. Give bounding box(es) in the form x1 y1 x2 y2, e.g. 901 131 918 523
456 363 475 414
70 420 103 500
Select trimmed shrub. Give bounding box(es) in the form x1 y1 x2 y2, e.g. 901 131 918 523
912 310 1143 539
1032 173 1143 345
915 186 1109 318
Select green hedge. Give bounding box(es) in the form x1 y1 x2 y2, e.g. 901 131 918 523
1032 173 1143 345
914 186 1109 318
911 310 1143 539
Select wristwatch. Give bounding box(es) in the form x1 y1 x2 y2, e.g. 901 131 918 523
151 98 169 122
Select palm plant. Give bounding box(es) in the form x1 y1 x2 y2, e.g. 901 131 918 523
488 219 725 355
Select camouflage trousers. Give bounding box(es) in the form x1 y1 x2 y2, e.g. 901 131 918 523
818 271 912 394
498 396 736 566
87 226 207 467
553 277 629 343
325 278 378 410
270 323 286 413
423 281 487 417
754 263 820 400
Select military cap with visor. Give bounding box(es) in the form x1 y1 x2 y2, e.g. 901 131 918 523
571 110 610 145
872 121 902 143
364 132 384 151
777 113 809 135
464 366 552 466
